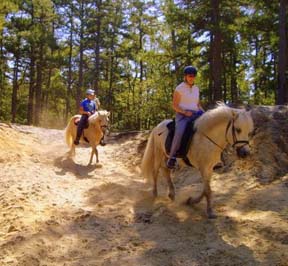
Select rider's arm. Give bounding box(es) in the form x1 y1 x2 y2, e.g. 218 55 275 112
95 98 100 109
172 91 184 114
172 91 191 116
79 106 91 115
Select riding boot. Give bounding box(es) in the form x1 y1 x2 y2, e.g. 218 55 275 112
100 136 106 146
74 125 83 145
74 114 88 145
166 157 177 169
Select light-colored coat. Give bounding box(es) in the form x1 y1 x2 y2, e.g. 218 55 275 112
65 110 110 165
141 105 254 218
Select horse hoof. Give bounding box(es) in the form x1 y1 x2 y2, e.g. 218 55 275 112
207 211 217 219
168 193 175 201
186 197 201 205
186 197 192 205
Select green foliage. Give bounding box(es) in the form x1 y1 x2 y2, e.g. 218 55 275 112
0 0 286 129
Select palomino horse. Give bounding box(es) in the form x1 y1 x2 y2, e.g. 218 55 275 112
65 110 110 165
141 105 254 218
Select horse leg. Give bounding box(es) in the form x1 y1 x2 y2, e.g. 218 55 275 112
186 190 205 205
153 174 158 198
88 146 95 165
162 166 175 201
95 147 99 163
68 145 76 158
186 167 216 219
200 167 217 219
203 178 217 219
152 151 164 198
186 169 205 205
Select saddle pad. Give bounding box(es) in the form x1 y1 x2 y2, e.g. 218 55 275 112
165 119 196 158
74 117 80 126
74 117 89 129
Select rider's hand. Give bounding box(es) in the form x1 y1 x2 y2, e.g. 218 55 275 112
184 110 193 117
87 112 91 116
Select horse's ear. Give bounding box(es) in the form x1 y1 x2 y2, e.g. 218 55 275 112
246 109 252 117
245 105 253 117
107 111 110 116
245 104 253 111
231 110 240 120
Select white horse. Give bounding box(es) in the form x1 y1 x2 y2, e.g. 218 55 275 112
65 110 110 165
141 105 254 218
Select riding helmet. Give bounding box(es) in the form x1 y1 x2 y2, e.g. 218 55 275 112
183 66 197 76
86 89 95 95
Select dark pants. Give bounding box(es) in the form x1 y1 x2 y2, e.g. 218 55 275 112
169 112 200 158
75 114 89 141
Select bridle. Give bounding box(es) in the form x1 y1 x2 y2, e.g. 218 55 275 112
99 119 109 130
202 114 249 151
96 112 109 131
225 116 249 148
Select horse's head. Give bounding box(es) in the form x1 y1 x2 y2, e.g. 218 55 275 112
97 110 110 130
90 110 110 136
88 110 110 129
228 110 254 158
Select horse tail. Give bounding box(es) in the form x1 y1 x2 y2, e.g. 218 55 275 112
141 129 157 180
65 117 75 147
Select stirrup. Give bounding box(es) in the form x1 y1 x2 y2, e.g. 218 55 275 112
166 157 177 169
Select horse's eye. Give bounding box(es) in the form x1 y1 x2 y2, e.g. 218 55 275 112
249 128 257 137
236 128 241 134
248 129 255 139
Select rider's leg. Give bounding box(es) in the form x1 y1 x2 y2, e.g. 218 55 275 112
74 115 88 145
166 114 189 169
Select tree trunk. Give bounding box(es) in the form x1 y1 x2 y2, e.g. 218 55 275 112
171 29 179 75
0 30 5 118
93 0 102 95
77 0 85 113
277 0 287 104
253 37 260 104
66 4 73 121
231 50 238 103
211 0 222 102
34 44 43 126
28 44 35 125
208 34 213 103
108 35 115 112
11 49 20 123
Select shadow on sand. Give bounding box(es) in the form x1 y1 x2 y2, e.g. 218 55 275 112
53 154 100 178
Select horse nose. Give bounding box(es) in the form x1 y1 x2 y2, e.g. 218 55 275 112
236 146 250 158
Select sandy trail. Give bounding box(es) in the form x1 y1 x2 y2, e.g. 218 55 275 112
0 124 287 266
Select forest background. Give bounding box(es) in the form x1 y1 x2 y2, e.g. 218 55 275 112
0 0 287 130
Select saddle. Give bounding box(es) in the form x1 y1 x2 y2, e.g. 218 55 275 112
73 117 89 129
165 119 196 165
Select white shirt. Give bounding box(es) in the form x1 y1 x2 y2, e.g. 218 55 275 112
175 82 199 111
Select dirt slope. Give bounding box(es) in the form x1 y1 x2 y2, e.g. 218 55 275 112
0 116 288 266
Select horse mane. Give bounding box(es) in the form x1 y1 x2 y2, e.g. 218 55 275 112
88 110 110 125
194 104 240 132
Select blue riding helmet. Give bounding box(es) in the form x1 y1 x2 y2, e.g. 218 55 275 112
184 66 197 76
86 89 95 95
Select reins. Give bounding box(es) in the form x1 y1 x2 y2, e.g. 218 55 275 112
90 111 109 129
201 131 225 151
201 113 249 151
